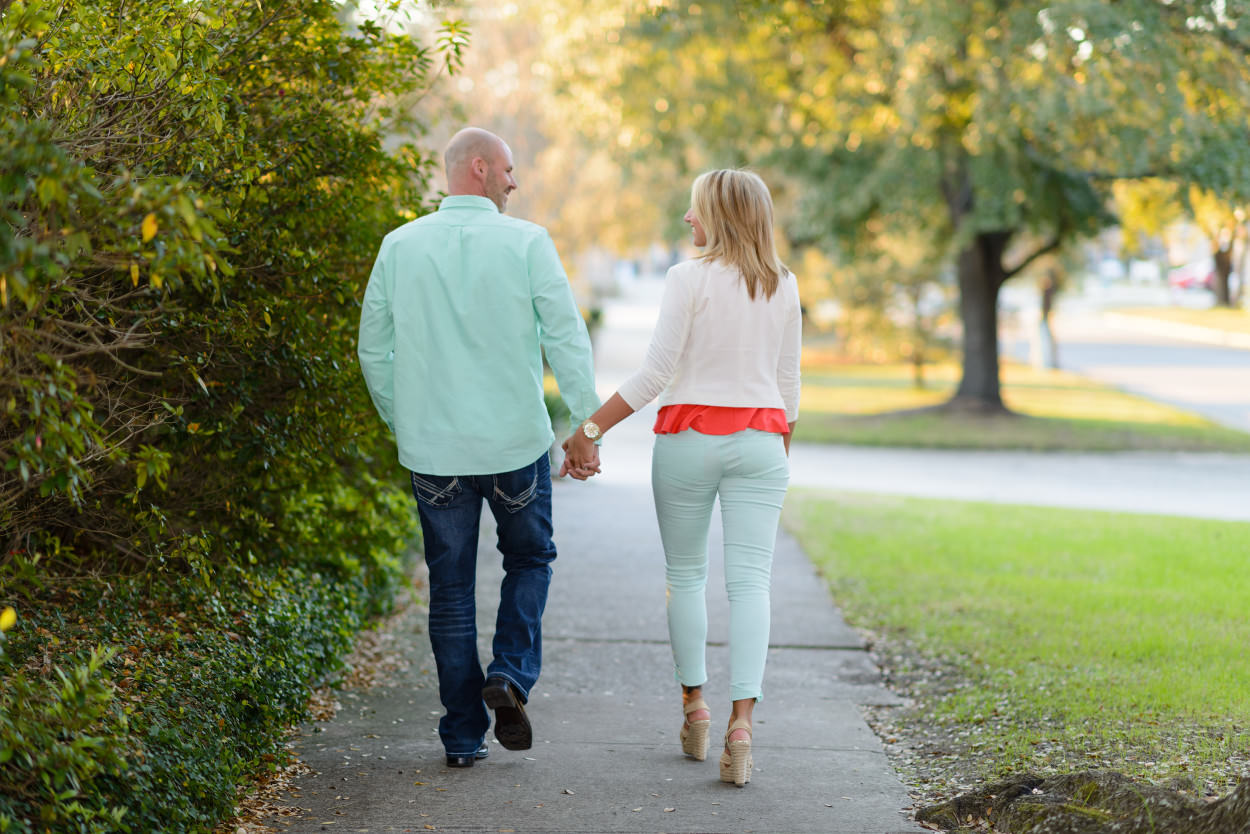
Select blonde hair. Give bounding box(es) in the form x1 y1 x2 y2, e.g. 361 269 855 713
691 169 788 300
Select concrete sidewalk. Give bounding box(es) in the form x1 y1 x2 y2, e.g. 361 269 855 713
265 471 924 833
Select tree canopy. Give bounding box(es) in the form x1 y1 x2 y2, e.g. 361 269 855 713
553 0 1250 407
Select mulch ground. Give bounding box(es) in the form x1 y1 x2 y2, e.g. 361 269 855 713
856 628 1247 830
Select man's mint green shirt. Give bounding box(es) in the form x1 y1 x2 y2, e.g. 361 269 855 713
357 195 600 476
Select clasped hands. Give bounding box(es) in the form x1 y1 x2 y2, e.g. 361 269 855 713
559 430 601 481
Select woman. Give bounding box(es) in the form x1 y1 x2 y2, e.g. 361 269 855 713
562 169 801 787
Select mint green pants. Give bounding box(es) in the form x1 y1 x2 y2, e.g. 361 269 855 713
651 429 790 702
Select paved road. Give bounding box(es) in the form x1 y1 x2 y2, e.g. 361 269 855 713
1058 312 1250 434
1004 285 1250 433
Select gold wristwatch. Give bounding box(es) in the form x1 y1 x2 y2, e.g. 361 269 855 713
581 420 602 440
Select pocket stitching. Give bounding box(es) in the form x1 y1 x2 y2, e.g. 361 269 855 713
411 473 460 506
492 471 538 513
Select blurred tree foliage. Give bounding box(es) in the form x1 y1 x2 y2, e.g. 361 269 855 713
0 0 466 575
1117 178 1248 306
552 0 1250 409
427 1 677 274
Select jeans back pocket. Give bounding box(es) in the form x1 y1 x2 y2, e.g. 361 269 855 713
411 472 461 508
492 464 539 514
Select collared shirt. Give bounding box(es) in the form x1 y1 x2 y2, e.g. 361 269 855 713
358 195 600 476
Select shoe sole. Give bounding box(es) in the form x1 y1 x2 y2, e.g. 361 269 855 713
445 746 488 768
483 681 532 751
681 719 710 760
719 741 752 786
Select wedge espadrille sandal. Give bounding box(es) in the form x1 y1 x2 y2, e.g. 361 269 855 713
679 697 710 761
718 719 752 786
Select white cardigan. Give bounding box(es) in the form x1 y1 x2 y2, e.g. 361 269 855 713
617 258 802 422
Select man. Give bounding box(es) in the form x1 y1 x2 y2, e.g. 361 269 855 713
357 127 601 768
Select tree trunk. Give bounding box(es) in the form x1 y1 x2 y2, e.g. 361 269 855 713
1212 241 1233 307
941 146 1013 413
909 283 926 389
952 231 1011 411
1238 223 1250 308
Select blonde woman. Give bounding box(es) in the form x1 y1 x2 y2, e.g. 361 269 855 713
562 169 801 786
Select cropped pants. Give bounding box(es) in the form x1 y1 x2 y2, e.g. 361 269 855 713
651 429 790 702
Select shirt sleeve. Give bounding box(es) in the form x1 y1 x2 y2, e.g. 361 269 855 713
528 231 601 427
617 265 693 410
777 275 802 422
357 242 396 432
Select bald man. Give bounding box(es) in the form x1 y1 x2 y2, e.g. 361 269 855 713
358 128 601 768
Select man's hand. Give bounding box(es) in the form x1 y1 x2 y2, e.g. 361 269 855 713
560 433 601 480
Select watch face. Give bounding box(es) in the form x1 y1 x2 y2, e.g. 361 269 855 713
583 421 601 439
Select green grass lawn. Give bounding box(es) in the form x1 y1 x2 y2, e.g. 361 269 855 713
1112 306 1250 335
786 491 1250 796
798 357 1250 451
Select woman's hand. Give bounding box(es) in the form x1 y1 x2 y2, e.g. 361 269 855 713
560 432 601 480
558 396 635 480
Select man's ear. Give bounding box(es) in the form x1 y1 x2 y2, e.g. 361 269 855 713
472 158 487 178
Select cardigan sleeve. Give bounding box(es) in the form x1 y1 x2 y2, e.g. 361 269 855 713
617 266 693 410
776 275 802 422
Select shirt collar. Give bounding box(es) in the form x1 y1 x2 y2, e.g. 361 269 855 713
438 195 500 213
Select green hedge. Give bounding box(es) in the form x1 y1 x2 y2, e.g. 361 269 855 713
0 0 467 830
0 555 407 833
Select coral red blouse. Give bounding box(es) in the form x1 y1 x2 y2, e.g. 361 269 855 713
653 404 790 436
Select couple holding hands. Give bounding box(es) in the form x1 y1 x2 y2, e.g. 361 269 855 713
357 127 801 786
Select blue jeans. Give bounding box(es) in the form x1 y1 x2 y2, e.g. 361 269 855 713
409 453 556 756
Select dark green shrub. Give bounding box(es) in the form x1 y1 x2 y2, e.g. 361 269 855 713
0 565 398 833
0 647 129 834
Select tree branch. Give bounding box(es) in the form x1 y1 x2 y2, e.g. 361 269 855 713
217 6 298 62
1004 236 1062 281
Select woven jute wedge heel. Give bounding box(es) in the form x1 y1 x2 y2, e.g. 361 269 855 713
718 719 752 786
679 697 710 761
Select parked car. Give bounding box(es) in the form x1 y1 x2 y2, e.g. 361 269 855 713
1167 260 1214 290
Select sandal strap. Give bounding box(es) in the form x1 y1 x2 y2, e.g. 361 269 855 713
724 718 752 741
683 697 709 716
